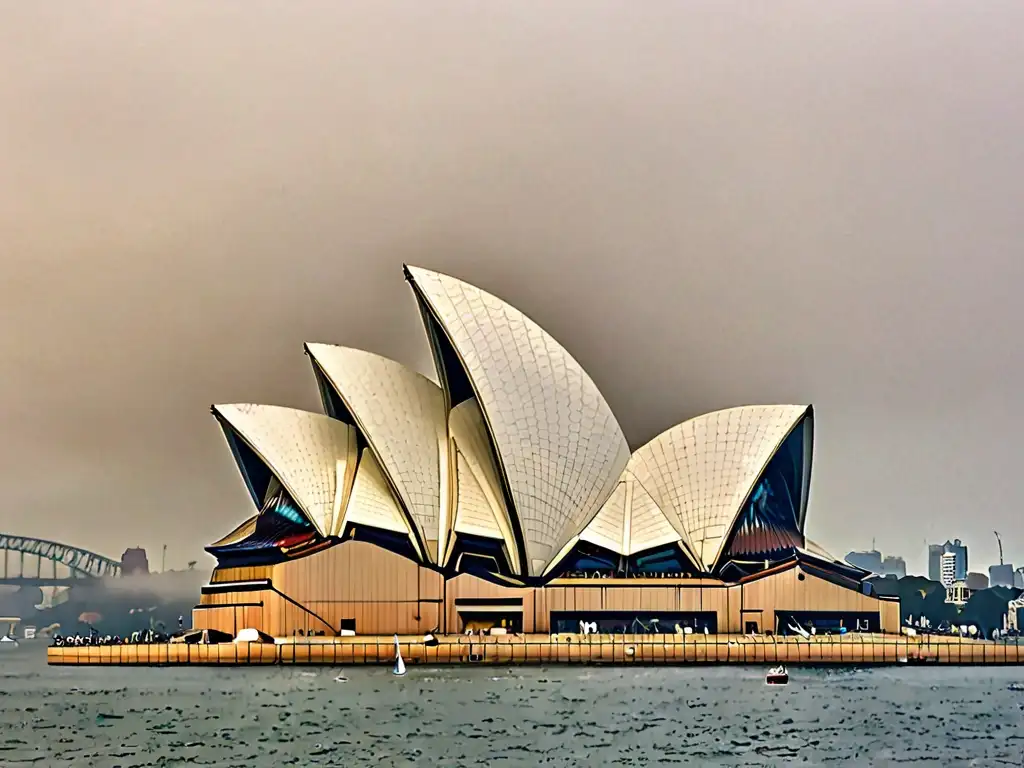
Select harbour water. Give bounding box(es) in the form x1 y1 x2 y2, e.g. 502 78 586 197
5 643 1024 766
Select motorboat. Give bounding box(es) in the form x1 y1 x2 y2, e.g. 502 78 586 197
0 635 19 650
765 665 789 686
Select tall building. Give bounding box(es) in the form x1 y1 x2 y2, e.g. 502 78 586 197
193 265 901 638
966 571 989 591
940 551 958 587
946 539 968 580
845 550 883 573
929 539 967 583
882 555 907 579
990 563 1015 588
120 547 149 575
928 544 944 582
845 550 906 579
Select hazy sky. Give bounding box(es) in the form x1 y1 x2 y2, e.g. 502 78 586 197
2 2 1022 575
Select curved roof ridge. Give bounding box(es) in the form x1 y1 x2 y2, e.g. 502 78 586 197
630 404 811 571
305 343 447 562
211 403 359 538
622 469 692 558
405 265 631 577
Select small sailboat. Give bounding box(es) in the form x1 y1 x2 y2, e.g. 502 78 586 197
765 665 789 686
392 634 406 676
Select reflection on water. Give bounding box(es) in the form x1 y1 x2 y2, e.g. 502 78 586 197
2 644 1024 766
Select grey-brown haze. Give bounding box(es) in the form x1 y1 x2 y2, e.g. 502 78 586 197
1 1 1022 575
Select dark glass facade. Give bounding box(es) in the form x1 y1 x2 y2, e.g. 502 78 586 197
721 417 809 567
555 542 698 578
550 610 718 634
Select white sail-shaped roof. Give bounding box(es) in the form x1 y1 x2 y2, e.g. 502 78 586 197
305 344 448 562
580 482 628 554
406 265 631 577
628 405 811 572
578 469 694 558
341 447 422 559
212 404 359 538
447 398 520 572
627 473 688 556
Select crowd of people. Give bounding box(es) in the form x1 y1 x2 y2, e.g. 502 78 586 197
50 628 171 647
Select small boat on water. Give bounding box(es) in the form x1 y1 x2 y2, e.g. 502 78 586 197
0 635 19 650
392 634 406 676
765 665 789 686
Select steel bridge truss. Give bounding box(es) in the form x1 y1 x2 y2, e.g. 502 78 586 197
0 534 121 582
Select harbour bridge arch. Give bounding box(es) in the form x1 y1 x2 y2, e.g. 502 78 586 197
0 534 121 585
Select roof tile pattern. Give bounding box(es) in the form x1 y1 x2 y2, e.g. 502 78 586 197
448 399 519 569
407 266 631 576
623 472 684 555
343 448 417 541
214 404 359 539
306 344 447 555
579 482 627 554
629 405 809 571
579 469 688 557
453 452 504 539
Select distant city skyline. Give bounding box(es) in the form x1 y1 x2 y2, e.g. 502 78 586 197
849 534 1020 581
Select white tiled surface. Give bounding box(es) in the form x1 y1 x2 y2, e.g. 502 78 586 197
213 404 359 539
629 405 809 571
623 471 685 556
579 469 686 558
579 481 627 554
306 344 447 559
407 266 631 577
448 399 519 571
453 451 503 539
343 447 417 542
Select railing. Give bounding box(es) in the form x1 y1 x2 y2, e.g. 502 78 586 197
48 633 1024 666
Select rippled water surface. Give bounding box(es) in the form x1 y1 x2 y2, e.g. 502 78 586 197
3 644 1024 766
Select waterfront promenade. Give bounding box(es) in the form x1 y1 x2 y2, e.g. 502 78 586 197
48 632 1023 667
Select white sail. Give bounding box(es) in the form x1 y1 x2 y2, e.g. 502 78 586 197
392 634 406 676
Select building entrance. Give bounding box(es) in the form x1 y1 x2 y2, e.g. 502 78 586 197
454 597 524 633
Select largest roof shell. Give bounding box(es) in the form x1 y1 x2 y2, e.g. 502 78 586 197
405 265 631 577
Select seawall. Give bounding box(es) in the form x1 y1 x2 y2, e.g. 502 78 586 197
47 633 1024 666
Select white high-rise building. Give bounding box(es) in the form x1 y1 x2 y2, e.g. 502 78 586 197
940 551 958 587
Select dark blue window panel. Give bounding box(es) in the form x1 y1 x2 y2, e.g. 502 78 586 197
630 546 691 575
264 486 312 529
311 361 358 426
555 542 620 576
222 428 273 510
723 417 809 564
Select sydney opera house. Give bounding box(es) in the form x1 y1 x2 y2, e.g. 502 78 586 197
193 266 899 638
